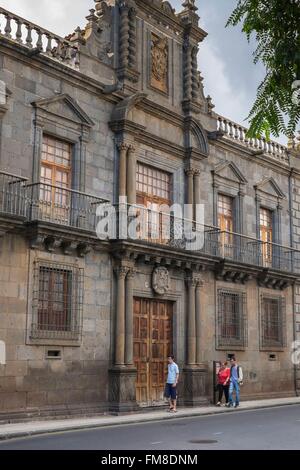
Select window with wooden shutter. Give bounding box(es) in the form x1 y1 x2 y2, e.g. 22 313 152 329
40 135 72 223
136 163 172 243
260 208 273 267
218 194 234 255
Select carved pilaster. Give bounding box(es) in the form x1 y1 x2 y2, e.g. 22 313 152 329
119 1 130 70
118 1 139 83
118 142 130 199
128 6 137 70
115 266 129 366
186 276 197 365
125 268 136 365
127 144 136 205
183 36 192 103
195 278 204 365
191 46 199 102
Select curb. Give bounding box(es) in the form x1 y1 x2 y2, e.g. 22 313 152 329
0 400 300 442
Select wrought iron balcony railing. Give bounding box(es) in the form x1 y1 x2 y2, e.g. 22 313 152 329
110 203 300 274
0 170 28 217
25 182 108 232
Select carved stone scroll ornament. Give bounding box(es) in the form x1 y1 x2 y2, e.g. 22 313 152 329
152 266 170 295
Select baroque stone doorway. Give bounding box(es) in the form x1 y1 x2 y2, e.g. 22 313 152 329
133 297 173 406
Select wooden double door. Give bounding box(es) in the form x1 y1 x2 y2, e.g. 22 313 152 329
133 298 173 406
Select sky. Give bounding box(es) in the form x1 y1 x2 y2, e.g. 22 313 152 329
0 0 266 133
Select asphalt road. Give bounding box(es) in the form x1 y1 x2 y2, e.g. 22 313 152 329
1 405 300 450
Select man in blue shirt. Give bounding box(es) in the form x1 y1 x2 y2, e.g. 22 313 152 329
165 355 179 412
227 356 243 408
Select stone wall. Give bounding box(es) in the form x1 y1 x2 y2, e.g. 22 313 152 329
0 234 112 414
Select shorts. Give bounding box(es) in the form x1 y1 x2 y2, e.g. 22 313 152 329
165 383 177 400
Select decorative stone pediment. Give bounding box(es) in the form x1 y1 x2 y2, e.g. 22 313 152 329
110 92 148 130
32 94 94 128
213 160 248 185
143 0 177 18
254 177 285 200
185 117 209 159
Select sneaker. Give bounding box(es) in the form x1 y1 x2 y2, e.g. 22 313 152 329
234 403 239 408
216 402 221 407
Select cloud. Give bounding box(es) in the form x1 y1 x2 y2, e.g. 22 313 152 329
0 0 88 36
1 0 284 142
200 40 250 125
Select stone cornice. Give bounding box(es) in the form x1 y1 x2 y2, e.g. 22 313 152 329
109 118 185 158
0 40 119 107
136 99 184 127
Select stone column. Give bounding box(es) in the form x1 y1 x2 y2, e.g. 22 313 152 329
186 277 196 365
125 268 135 366
115 266 128 366
186 169 194 222
194 169 201 221
183 275 208 407
127 145 136 206
118 143 128 200
195 279 203 365
109 264 138 413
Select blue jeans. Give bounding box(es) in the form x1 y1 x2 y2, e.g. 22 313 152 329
229 380 240 405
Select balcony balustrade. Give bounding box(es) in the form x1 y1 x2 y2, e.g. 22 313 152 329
0 7 80 69
217 115 290 165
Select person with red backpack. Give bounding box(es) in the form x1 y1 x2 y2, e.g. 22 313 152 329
227 356 243 408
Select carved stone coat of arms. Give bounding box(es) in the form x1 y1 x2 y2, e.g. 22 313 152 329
150 33 168 93
152 267 170 295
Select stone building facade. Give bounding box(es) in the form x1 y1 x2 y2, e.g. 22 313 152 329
0 0 300 418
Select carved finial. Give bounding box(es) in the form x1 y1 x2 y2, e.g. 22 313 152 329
206 95 215 114
87 8 97 21
181 0 198 13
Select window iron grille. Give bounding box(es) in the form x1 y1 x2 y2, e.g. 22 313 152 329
260 295 286 349
217 289 247 348
31 261 83 341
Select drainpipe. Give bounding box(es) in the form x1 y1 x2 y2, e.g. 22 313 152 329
289 168 299 397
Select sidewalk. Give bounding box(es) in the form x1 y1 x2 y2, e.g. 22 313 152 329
0 396 300 441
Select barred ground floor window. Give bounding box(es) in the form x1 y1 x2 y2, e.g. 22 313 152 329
217 289 247 349
260 295 286 349
31 261 84 341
